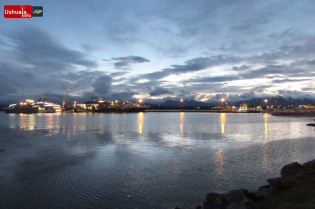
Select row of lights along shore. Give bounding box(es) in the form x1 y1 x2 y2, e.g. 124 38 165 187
136 98 269 106
177 98 269 107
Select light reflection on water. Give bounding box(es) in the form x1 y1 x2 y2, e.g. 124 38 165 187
215 148 224 175
264 113 268 138
1 112 315 208
220 113 226 134
179 112 184 134
138 112 144 134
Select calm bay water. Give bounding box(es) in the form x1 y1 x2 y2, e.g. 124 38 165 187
0 112 315 208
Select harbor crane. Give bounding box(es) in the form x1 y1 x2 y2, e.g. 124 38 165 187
38 90 49 102
62 89 70 109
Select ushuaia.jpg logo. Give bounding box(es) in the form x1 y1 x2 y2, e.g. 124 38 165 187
4 5 43 18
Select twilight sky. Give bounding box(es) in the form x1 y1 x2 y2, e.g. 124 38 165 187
1 0 315 104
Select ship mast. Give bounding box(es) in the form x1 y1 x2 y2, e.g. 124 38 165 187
38 90 49 102
62 89 70 109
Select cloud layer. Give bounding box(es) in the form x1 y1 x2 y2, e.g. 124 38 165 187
0 1 315 104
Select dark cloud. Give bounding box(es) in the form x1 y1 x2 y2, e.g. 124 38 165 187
111 56 150 70
138 55 241 80
92 75 112 94
286 37 315 57
239 65 302 79
0 74 18 95
57 70 109 93
177 89 190 98
1 1 315 104
169 56 240 74
307 59 315 65
23 72 34 80
302 87 315 91
149 87 174 96
110 90 139 101
272 78 311 83
8 26 98 72
250 85 273 93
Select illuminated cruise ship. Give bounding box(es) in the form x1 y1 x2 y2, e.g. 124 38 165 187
5 99 62 113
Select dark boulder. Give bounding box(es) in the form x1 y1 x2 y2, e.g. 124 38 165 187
301 159 315 176
280 162 303 177
203 192 229 209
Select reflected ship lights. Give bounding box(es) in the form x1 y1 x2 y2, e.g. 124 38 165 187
18 114 36 130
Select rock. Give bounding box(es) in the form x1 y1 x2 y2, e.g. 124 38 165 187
303 159 315 170
253 185 272 199
200 159 315 208
203 200 226 209
300 159 315 176
203 190 258 209
267 177 281 190
224 189 248 203
224 189 257 208
258 185 271 190
226 202 240 209
267 176 296 191
204 192 229 209
226 200 256 209
280 162 303 177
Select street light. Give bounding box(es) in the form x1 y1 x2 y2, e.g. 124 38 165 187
264 99 268 109
180 98 184 111
221 98 225 108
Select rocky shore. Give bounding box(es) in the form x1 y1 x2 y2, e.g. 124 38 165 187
177 159 315 209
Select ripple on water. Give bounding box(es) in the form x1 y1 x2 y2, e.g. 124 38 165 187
1 113 315 208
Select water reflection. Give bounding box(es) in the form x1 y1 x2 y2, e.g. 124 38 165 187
264 113 268 138
215 148 224 174
179 112 185 134
137 112 144 134
220 113 226 134
18 114 36 130
261 114 269 168
261 143 268 169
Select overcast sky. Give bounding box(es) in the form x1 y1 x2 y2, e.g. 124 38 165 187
1 0 315 104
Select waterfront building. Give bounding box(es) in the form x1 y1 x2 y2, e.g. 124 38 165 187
235 103 248 112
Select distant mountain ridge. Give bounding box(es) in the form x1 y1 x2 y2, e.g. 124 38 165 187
160 100 215 107
157 96 315 108
235 96 315 106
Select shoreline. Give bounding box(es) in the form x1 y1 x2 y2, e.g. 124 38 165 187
187 159 315 209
